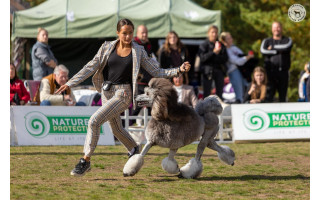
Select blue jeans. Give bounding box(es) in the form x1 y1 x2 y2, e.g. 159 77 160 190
228 69 248 103
40 100 86 106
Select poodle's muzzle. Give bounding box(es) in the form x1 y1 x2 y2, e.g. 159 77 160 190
135 93 153 107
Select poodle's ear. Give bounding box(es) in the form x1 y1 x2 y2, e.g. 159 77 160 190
151 96 168 120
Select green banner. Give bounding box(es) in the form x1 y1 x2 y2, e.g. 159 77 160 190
268 112 310 128
47 116 103 134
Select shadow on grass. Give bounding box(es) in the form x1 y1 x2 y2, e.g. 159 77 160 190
152 174 309 182
11 152 216 158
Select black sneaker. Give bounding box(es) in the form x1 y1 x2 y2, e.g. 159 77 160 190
128 146 140 158
70 158 91 177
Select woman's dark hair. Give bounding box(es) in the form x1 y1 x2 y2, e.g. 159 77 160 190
10 62 18 80
117 19 134 32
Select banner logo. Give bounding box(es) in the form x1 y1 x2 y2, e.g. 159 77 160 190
244 109 270 132
25 112 103 138
243 109 310 132
25 112 50 138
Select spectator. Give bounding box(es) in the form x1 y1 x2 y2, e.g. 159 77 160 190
198 25 228 99
298 62 310 102
10 63 30 105
172 75 198 108
158 31 189 84
219 32 254 103
34 64 85 106
31 27 58 81
244 66 268 104
260 21 292 102
132 25 154 122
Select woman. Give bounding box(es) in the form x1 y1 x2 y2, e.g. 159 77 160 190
244 66 267 103
55 19 191 177
10 63 30 105
172 75 198 108
198 25 228 99
219 32 254 103
31 27 58 81
158 31 189 84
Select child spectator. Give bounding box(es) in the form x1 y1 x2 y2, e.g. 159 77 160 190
244 66 267 103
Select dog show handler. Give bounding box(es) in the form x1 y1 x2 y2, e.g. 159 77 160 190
55 18 191 177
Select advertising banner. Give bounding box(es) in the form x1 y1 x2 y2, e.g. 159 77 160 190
231 103 310 141
11 106 115 146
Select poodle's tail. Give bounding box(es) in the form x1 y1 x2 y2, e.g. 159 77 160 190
195 95 223 116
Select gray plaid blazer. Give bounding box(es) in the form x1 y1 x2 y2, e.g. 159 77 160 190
66 39 180 109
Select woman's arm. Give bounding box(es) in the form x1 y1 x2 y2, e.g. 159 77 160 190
19 80 30 102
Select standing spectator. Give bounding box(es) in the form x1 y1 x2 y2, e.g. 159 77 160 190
158 31 189 84
260 21 292 102
34 64 85 106
219 32 254 103
10 63 30 105
298 62 310 102
244 66 268 104
172 75 198 108
198 25 228 99
132 25 155 124
31 27 58 81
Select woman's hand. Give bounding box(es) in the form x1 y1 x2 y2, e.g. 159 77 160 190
55 85 69 95
179 61 191 72
248 84 256 95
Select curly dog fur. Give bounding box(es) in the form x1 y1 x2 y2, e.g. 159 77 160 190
123 78 235 178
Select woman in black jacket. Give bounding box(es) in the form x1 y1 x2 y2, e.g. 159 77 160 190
198 25 228 99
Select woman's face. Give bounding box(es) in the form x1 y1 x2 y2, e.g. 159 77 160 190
208 28 218 42
225 33 233 46
117 25 134 45
168 33 178 46
173 76 183 86
37 30 48 44
10 64 16 79
254 71 265 85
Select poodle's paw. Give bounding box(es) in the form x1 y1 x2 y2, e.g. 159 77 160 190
179 158 203 179
161 157 179 174
123 154 144 177
217 145 235 166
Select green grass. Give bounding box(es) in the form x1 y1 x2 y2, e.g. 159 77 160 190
11 142 310 200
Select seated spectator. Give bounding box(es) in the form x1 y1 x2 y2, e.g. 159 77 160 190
172 75 198 108
298 62 310 102
244 66 267 104
34 64 85 106
10 63 30 105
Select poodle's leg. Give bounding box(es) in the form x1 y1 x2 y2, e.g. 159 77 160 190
162 149 179 174
207 140 235 166
123 142 153 177
179 129 213 179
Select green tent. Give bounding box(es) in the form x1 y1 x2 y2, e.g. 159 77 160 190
12 0 221 40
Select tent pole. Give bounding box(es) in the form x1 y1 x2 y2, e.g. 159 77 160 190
65 0 69 37
117 0 120 22
169 0 172 31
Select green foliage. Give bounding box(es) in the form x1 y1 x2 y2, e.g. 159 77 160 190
193 0 310 101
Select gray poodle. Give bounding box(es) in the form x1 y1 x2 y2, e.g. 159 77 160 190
123 78 235 178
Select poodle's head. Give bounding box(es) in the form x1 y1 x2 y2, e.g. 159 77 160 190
135 78 178 120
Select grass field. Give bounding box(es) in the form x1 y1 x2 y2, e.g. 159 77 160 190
11 142 310 200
